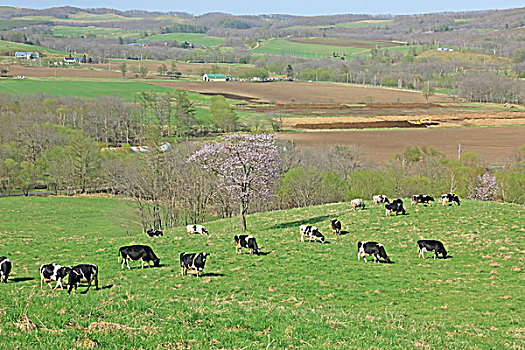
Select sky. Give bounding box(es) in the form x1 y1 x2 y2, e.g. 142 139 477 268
3 0 524 16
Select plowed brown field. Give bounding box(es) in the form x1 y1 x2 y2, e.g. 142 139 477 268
276 127 525 165
150 81 455 104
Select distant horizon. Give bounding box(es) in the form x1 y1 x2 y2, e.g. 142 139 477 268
2 1 524 17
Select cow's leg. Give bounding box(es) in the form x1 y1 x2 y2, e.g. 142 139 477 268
40 277 44 290
54 279 62 290
300 234 304 242
141 259 144 269
126 259 131 270
85 281 92 293
121 257 126 269
180 267 184 276
434 251 438 259
249 248 253 255
95 275 99 290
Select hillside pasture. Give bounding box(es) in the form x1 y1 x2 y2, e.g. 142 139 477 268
51 26 139 39
0 40 69 55
0 196 523 349
252 38 369 57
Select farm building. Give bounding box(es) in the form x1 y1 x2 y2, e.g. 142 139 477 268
203 74 228 82
15 52 40 59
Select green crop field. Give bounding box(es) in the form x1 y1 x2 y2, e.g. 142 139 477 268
0 40 69 55
143 33 225 47
0 79 177 99
252 38 371 58
0 196 522 349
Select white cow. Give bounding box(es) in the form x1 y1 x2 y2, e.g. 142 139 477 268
186 224 209 235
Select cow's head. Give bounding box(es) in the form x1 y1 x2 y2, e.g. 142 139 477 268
153 258 160 267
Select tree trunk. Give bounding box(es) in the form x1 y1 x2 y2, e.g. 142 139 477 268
240 200 247 231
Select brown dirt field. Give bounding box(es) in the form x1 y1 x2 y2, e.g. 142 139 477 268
276 127 525 165
286 37 400 48
150 81 455 104
281 112 525 129
5 62 251 79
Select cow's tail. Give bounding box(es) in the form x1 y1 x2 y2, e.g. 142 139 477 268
357 241 362 250
118 248 121 262
179 252 185 266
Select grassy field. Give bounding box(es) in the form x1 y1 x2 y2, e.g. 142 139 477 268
252 38 370 58
143 33 225 47
0 79 179 99
0 196 523 349
0 40 69 56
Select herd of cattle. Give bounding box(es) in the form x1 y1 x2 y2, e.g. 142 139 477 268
0 193 460 293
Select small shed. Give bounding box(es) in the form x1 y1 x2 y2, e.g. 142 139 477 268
203 73 227 82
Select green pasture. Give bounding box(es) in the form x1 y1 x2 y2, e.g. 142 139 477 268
143 33 225 47
283 19 393 31
253 38 371 58
0 79 177 99
0 196 522 349
0 40 68 55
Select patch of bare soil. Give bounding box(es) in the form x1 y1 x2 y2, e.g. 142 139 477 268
276 126 525 165
150 81 455 104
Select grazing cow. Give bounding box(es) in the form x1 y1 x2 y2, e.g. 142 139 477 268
180 252 208 277
146 229 163 237
417 240 448 259
299 225 326 243
357 241 391 263
234 235 260 255
118 245 160 269
330 219 342 235
186 224 209 235
40 263 71 290
373 195 390 204
67 264 98 294
0 257 12 283
441 193 460 206
350 198 366 210
411 195 435 206
385 199 406 216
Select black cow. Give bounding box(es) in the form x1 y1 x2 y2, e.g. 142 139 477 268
385 199 406 216
331 219 342 235
412 195 435 206
0 257 12 283
417 240 448 259
357 241 391 263
180 252 208 277
299 225 326 243
146 229 163 237
118 245 160 269
234 235 260 255
441 193 460 206
67 264 99 294
40 263 71 290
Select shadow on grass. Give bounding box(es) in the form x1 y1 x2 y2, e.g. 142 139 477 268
9 277 35 283
269 215 331 229
199 273 225 277
336 230 349 235
256 251 271 256
123 263 168 270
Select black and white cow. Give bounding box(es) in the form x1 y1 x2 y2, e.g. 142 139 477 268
299 225 326 243
0 257 12 283
385 198 406 216
441 193 460 206
373 195 390 204
186 224 209 235
180 252 208 277
417 240 448 259
67 264 99 294
411 195 435 206
351 198 366 210
357 241 391 263
118 245 160 269
234 235 260 255
330 219 342 235
40 263 71 290
146 229 163 237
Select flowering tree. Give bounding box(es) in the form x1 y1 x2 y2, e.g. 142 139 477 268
469 173 499 201
188 133 280 231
